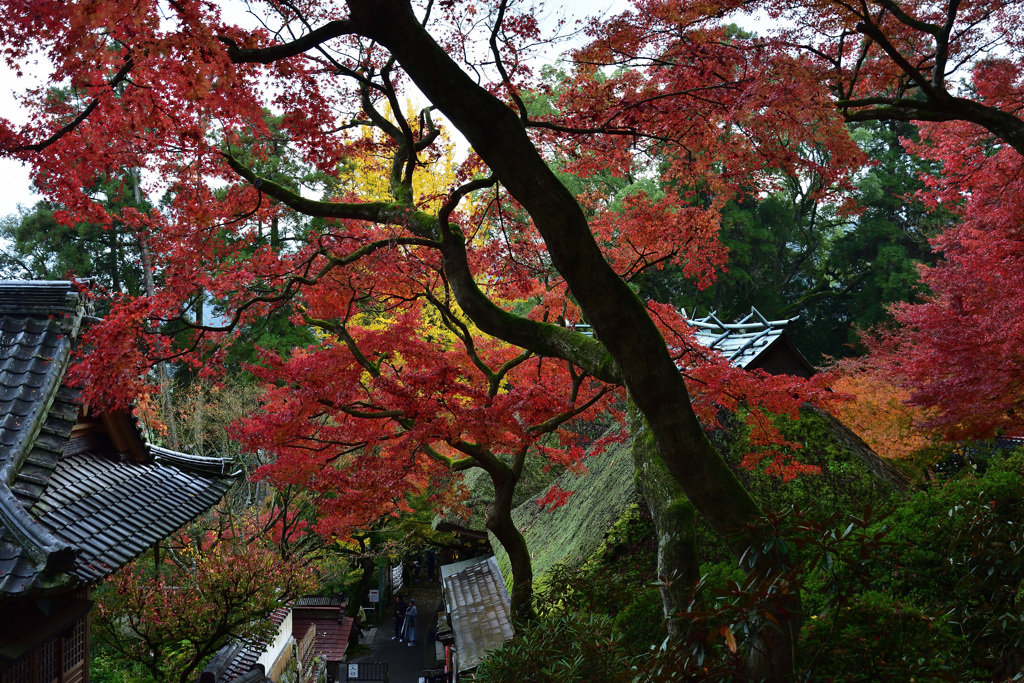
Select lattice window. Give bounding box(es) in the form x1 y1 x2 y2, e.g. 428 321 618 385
62 619 84 673
0 656 31 683
38 638 59 683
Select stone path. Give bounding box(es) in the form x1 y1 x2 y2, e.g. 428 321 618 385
347 571 445 683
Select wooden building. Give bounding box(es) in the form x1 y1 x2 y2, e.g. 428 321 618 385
198 596 352 683
0 281 235 682
686 308 816 378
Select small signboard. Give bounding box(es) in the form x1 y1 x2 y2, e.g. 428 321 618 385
369 589 379 603
392 564 403 592
348 664 359 677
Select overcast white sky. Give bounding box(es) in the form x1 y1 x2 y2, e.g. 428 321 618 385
0 0 632 219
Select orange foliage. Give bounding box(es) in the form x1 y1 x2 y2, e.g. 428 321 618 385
831 365 940 460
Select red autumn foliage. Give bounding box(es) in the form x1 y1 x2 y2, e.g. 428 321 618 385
869 127 1024 439
830 359 940 460
0 0 843 547
629 0 1024 439
94 518 315 683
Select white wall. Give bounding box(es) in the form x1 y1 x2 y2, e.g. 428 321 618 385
257 610 295 680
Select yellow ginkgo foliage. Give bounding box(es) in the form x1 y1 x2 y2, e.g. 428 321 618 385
335 98 463 214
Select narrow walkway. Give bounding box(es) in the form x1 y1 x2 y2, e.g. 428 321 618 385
349 571 444 683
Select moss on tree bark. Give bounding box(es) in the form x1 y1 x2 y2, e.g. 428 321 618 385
628 397 700 640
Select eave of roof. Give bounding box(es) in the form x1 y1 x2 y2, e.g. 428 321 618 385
0 281 237 598
0 282 83 588
571 307 814 375
687 308 799 368
0 281 83 322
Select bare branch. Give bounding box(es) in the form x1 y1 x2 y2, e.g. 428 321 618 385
218 21 356 64
10 56 135 153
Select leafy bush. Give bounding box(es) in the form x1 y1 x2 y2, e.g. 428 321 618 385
877 448 1024 676
721 409 902 514
634 506 892 681
522 438 1024 680
520 482 1024 680
800 591 963 681
90 652 152 683
93 518 316 683
612 587 665 655
698 408 903 564
532 501 663 656
473 613 636 683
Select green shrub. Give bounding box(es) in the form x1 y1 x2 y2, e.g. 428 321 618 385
800 591 964 681
90 651 152 683
612 587 666 655
875 449 1024 676
473 613 636 682
699 409 903 564
535 502 657 618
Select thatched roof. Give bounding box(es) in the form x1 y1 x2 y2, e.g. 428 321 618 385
490 441 637 588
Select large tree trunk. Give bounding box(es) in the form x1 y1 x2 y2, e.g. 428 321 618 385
348 0 765 548
481 460 536 624
344 2 800 676
628 397 699 641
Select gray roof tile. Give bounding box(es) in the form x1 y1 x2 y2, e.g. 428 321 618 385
441 556 514 672
36 451 234 584
0 281 235 598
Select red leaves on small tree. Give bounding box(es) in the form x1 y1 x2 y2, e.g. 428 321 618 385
94 518 316 683
869 133 1024 439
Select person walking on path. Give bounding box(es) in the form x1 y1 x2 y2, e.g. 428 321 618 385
349 572 442 681
392 595 407 642
403 598 419 646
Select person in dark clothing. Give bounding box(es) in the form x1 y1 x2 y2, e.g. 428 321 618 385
392 596 407 641
425 548 436 579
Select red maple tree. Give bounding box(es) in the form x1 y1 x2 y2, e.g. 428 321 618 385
633 0 1024 439
94 517 315 683
0 0 856 675
871 122 1024 439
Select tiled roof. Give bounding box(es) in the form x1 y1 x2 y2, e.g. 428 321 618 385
201 605 292 683
9 385 80 510
200 641 266 683
292 610 352 663
997 436 1024 449
35 450 235 584
687 308 800 369
294 595 343 608
0 282 83 594
0 280 235 598
0 281 81 319
441 555 513 672
572 307 811 374
0 302 77 479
